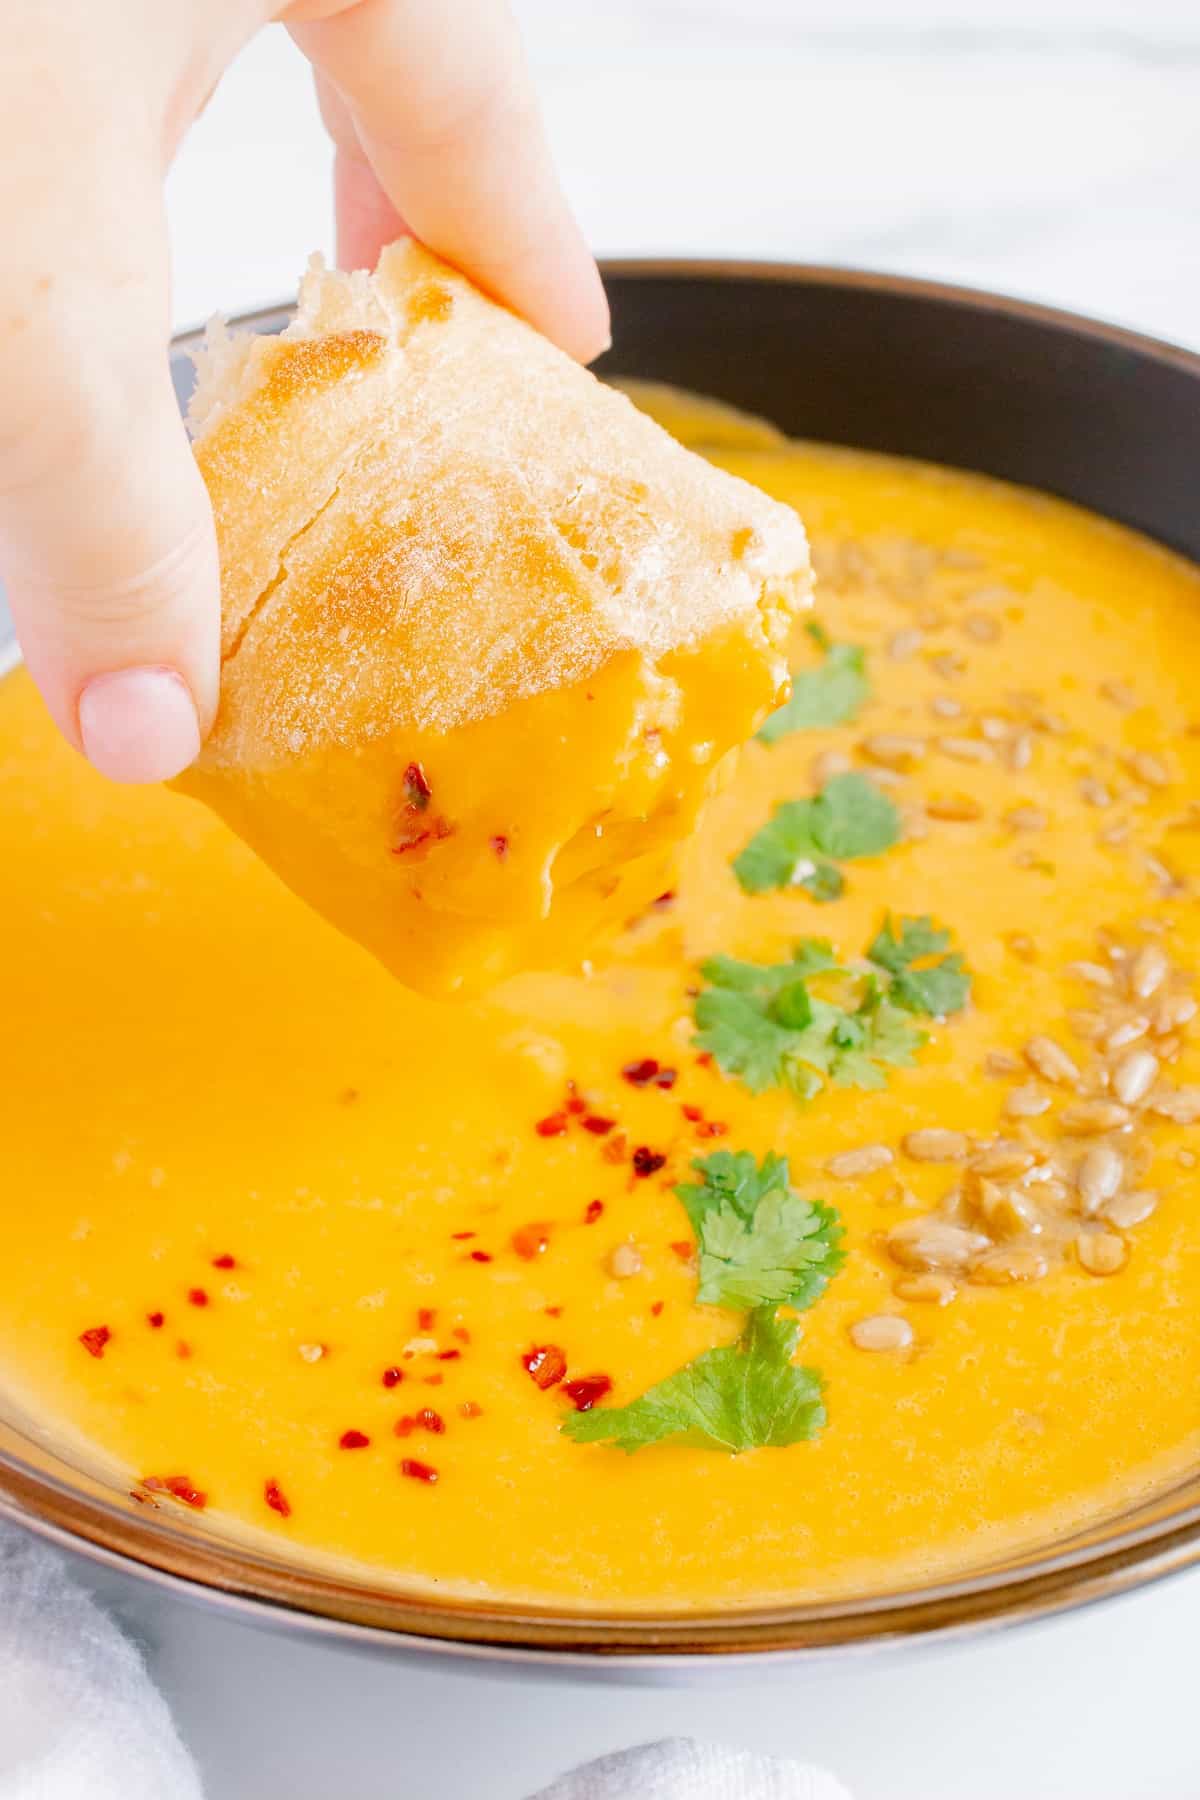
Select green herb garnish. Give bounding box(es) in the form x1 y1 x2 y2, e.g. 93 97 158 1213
562 1308 825 1455
757 624 868 744
866 915 972 1018
675 1150 844 1312
694 918 971 1101
732 772 901 900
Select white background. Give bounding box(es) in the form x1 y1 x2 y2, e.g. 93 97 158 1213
122 3 1200 1794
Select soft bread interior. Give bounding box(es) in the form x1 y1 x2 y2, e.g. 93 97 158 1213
175 245 811 996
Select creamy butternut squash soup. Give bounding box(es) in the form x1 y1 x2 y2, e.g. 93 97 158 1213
1 385 1198 1609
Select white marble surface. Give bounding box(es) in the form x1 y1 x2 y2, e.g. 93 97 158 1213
91 4 1200 1796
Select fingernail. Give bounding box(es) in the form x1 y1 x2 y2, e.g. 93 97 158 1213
78 667 201 784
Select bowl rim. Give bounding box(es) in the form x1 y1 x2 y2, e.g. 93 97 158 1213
2 255 1199 1667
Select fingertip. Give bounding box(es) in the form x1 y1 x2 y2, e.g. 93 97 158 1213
77 666 202 784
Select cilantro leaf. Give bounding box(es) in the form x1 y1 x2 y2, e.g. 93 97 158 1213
757 632 868 744
866 915 972 1017
732 773 901 899
675 1151 845 1312
562 1309 825 1454
695 943 927 1101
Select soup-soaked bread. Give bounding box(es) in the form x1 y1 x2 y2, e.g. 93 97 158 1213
176 245 810 995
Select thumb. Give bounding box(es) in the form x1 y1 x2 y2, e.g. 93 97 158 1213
0 179 218 784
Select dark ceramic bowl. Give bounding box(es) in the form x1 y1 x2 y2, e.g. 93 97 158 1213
1 261 1198 1669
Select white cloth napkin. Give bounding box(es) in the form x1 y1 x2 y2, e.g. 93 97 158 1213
0 1522 851 1800
531 1739 852 1800
0 1523 202 1800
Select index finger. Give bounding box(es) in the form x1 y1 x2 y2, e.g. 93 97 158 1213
288 0 610 363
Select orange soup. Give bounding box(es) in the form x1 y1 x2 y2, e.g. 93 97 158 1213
0 387 1197 1608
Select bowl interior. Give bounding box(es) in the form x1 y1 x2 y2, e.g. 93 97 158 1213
1 264 1199 1662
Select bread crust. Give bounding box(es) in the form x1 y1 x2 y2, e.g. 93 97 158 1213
177 245 812 993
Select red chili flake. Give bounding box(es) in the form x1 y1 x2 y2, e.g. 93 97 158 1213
582 1114 615 1135
437 1349 461 1362
566 1096 587 1117
669 1240 695 1262
452 1327 471 1345
339 1429 371 1450
681 1104 703 1122
129 1488 158 1508
176 1340 192 1360
187 1287 209 1308
423 1374 445 1387
403 762 433 809
562 1373 612 1412
490 834 509 860
79 1325 111 1359
601 1133 629 1165
469 1250 493 1264
382 1366 404 1389
400 1458 439 1484
621 1057 659 1086
417 1307 437 1332
459 1401 483 1420
584 1200 604 1224
146 1312 165 1330
696 1120 729 1139
211 1254 236 1270
650 1300 665 1317
450 1230 476 1241
522 1344 567 1389
632 1146 667 1178
391 815 454 856
535 1112 568 1137
511 1221 551 1260
394 1416 415 1438
651 890 676 910
144 1475 207 1510
654 1067 678 1090
544 1304 563 1318
264 1480 291 1519
417 1407 445 1434
695 1051 713 1068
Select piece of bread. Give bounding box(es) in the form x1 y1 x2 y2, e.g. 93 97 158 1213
175 244 811 996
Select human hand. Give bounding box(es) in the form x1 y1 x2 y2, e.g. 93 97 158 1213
0 0 607 782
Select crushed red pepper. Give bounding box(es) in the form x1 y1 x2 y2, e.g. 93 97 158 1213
584 1200 604 1224
652 890 676 910
403 762 432 809
582 1114 615 1135
452 1326 471 1345
143 1474 207 1510
621 1057 659 1086
512 1221 551 1260
264 1479 291 1518
400 1458 438 1484
535 1112 568 1137
696 1120 729 1139
522 1345 567 1389
450 1230 476 1241
417 1407 445 1434
669 1241 695 1263
632 1146 667 1178
601 1133 629 1165
211 1254 236 1270
79 1325 111 1359
417 1307 437 1331
437 1348 461 1361
339 1429 371 1450
490 834 509 859
681 1104 703 1123
469 1249 493 1264
146 1311 165 1329
562 1373 613 1412
187 1287 209 1308
381 1366 404 1389
459 1401 483 1420
650 1300 665 1317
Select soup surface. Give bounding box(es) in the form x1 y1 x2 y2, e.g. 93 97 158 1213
1 386 1198 1609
